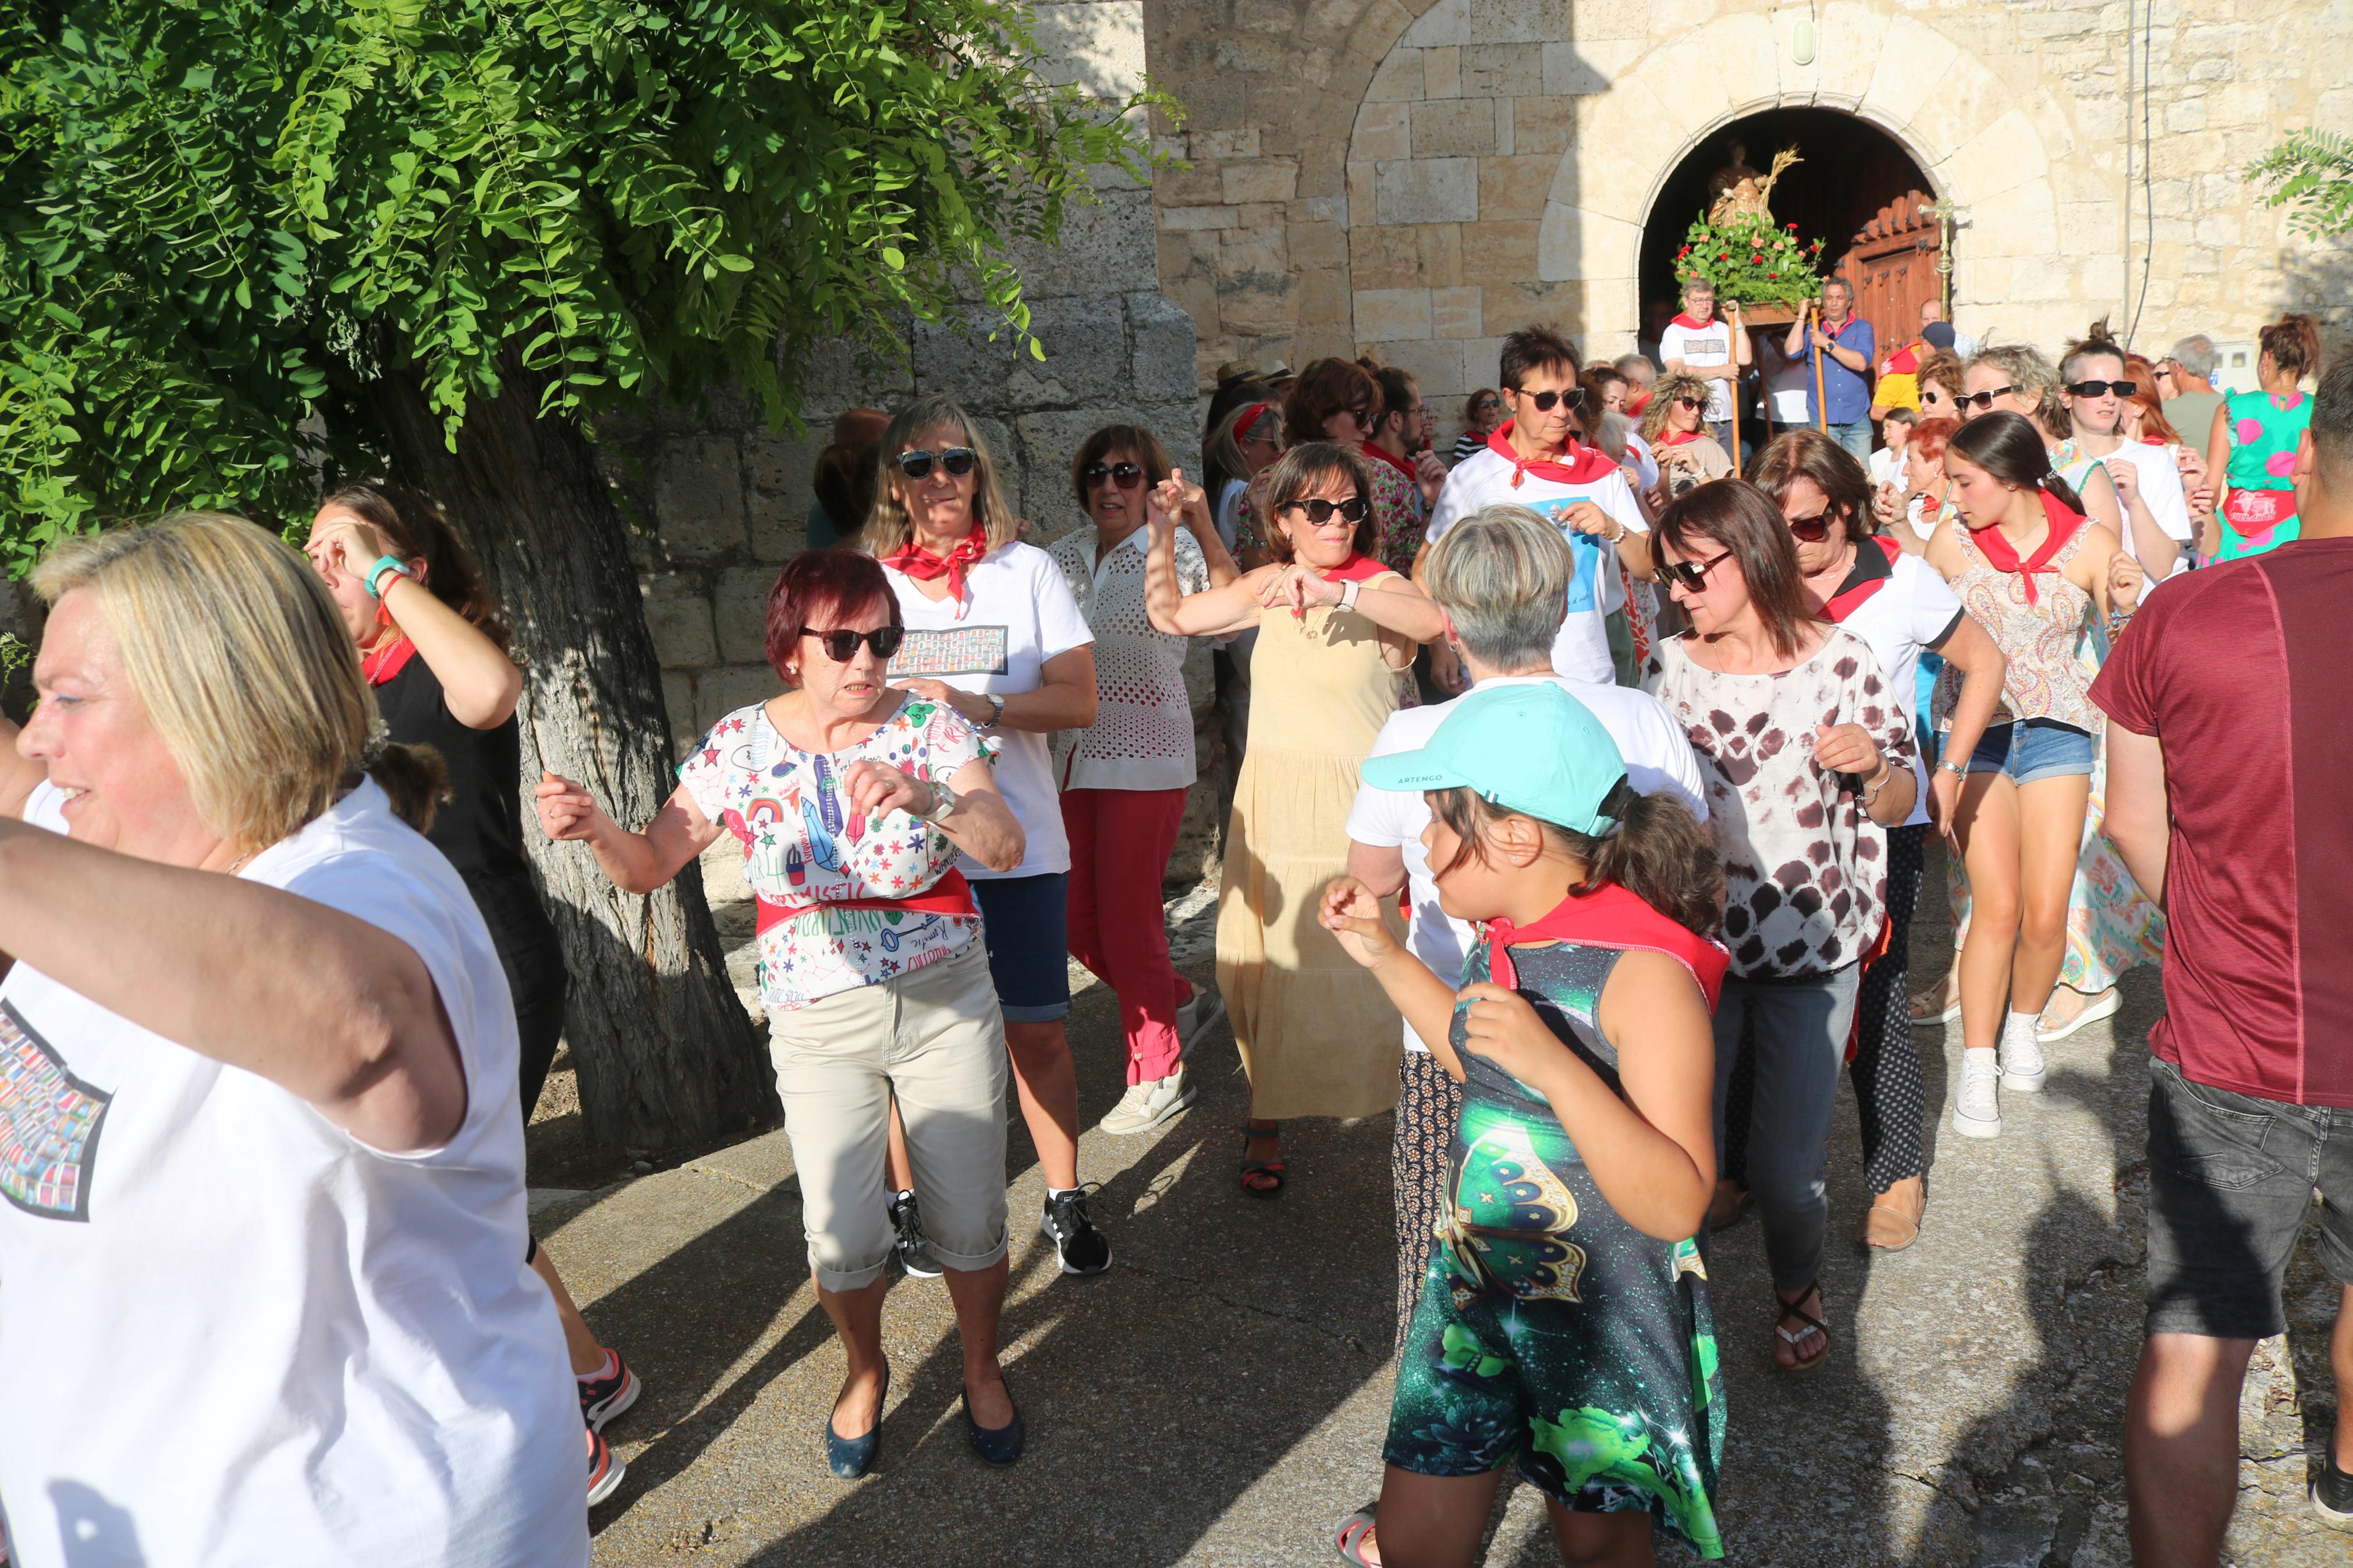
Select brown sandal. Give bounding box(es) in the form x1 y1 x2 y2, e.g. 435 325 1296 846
1240 1126 1285 1199
1773 1282 1830 1374
1858 1177 1924 1252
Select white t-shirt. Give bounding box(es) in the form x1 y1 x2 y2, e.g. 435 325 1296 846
2075 440 2194 573
1622 429 1661 493
1344 674 1709 1054
1214 478 1249 553
1659 316 1737 424
0 781 585 1568
884 541 1094 880
1425 449 1648 685
1868 445 1906 490
1826 545 1964 829
677 697 989 1009
1763 338 1813 424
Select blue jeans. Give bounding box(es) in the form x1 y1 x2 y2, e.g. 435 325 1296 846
1710 965 1862 1293
1827 419 1871 460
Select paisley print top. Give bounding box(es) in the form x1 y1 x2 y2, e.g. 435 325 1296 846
1931 519 2101 733
1646 627 1911 979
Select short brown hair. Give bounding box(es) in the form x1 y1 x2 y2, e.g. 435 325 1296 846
1258 443 1377 563
1497 324 1580 393
1283 357 1381 446
1749 428 1876 545
1918 350 1967 404
1070 424 1173 513
1652 479 1823 660
317 483 509 650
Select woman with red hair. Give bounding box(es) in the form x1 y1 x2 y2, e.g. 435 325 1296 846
536 549 1032 1477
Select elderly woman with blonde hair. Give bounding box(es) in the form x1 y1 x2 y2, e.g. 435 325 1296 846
0 514 590 1566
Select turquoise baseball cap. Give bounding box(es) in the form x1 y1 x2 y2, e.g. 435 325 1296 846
1361 682 1629 836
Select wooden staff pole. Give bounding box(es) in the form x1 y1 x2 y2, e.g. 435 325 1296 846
1727 346 1742 471
1811 297 1829 433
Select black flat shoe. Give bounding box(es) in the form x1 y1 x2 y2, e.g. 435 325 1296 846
824 1367 888 1480
964 1376 1024 1466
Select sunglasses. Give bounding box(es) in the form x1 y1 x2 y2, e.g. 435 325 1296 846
1510 386 1587 414
1674 395 1705 411
1659 548 1734 593
895 447 978 480
1084 461 1145 491
1280 496 1371 525
801 625 906 662
1953 386 2017 412
1474 398 1501 411
2064 379 2139 399
1785 508 1836 543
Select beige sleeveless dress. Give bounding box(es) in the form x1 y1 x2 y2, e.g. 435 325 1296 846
1216 578 1412 1121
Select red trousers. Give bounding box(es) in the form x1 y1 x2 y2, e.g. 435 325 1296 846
1062 786 1190 1084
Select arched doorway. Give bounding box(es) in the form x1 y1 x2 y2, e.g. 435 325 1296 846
1637 106 1938 346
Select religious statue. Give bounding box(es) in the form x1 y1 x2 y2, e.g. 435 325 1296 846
1706 142 1802 226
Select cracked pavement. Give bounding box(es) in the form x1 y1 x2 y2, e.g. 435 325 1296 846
524 847 2347 1565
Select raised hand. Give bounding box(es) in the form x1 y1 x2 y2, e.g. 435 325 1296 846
1456 980 1566 1081
1319 877 1401 969
534 770 606 842
2107 548 2145 613
838 758 931 820
2103 455 2142 507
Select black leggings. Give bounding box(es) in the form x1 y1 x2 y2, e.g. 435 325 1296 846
470 874 570 1117
1723 823 1928 1196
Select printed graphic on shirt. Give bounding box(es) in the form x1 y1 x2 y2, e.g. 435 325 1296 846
0 1003 111 1222
890 625 1010 679
1525 499 1606 614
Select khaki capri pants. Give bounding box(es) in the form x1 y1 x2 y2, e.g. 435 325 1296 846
770 939 1010 1291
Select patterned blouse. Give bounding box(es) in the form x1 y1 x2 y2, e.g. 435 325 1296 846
1931 520 2101 733
678 698 988 1011
1646 627 1912 979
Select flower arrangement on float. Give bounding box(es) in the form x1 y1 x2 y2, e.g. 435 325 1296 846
1672 147 1826 322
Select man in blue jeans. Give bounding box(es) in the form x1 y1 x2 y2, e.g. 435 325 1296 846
1782 278 1875 459
2098 347 2353 1560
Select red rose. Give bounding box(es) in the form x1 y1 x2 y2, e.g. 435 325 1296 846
1751 253 1763 262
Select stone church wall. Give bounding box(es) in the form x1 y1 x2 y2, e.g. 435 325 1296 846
1150 0 2352 437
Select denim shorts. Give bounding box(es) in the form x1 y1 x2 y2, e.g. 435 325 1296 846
970 872 1071 1023
2143 1057 2353 1340
1962 719 2096 785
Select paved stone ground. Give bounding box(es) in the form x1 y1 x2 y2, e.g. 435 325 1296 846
525 845 2347 1565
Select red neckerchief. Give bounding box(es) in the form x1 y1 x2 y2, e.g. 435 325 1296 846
1624 390 1653 419
1823 537 1901 622
361 634 417 686
1671 312 1716 332
1363 440 1417 482
1486 421 1618 488
1967 490 2084 606
881 524 989 613
1481 883 1729 1011
1656 429 1705 447
1319 552 1389 584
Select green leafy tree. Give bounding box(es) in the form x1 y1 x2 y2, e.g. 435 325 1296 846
2245 129 2353 239
1 0 1156 1147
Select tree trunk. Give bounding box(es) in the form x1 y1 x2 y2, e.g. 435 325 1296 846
364 367 777 1152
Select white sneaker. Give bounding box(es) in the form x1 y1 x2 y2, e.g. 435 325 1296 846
1951 1050 2003 1139
1999 1022 2048 1093
1098 1068 1196 1135
1176 990 1226 1059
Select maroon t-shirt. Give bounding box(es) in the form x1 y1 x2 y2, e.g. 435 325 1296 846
2089 538 2353 1107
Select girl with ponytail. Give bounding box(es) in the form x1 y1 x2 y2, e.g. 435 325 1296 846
1921 411 2143 1142
2206 311 2322 560
1319 680 1730 1566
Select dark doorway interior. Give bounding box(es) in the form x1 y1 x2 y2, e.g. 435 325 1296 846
1637 106 1933 320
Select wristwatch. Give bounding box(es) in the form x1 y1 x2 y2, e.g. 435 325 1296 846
1936 758 1968 778
981 691 1006 727
1337 578 1362 613
922 780 960 823
364 555 414 601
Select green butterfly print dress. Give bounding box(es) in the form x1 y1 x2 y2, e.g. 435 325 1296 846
1385 939 1727 1559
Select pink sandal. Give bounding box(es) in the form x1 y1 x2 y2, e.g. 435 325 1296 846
1333 1506 1379 1565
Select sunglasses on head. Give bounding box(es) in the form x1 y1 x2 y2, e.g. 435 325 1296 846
801 625 906 662
2065 379 2139 399
1280 496 1371 525
1084 461 1145 491
1953 386 2017 412
1511 386 1587 414
1658 547 1733 593
895 447 978 480
1785 507 1837 543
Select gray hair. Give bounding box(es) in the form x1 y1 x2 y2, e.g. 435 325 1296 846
1419 504 1572 671
2169 335 2217 378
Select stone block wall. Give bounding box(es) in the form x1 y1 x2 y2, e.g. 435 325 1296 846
1150 0 2352 438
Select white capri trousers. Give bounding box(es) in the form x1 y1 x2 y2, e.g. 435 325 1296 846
769 939 1011 1291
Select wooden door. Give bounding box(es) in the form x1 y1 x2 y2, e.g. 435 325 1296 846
1837 190 1940 368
